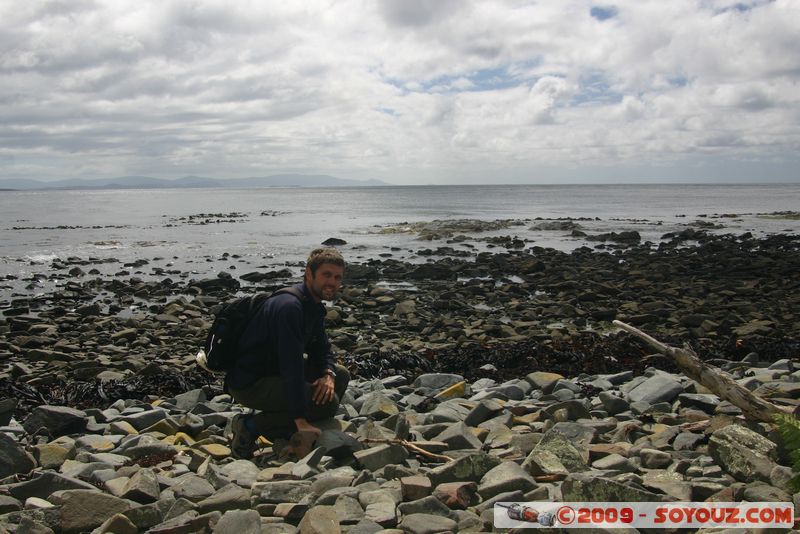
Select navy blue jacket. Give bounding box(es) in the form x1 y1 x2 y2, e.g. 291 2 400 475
226 283 335 419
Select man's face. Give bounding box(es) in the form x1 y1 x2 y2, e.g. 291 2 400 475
305 263 344 302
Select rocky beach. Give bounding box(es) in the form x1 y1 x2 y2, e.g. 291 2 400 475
1 215 800 533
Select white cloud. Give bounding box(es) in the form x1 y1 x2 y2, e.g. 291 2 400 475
0 0 798 184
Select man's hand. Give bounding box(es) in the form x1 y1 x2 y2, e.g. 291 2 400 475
293 418 321 438
311 373 335 405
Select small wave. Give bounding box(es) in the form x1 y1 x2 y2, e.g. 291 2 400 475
91 241 124 249
25 253 59 263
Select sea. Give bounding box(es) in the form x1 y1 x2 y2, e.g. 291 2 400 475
1 184 799 302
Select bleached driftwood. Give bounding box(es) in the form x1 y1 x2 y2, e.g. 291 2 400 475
613 320 789 423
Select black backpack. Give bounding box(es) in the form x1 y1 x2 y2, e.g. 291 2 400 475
198 286 305 373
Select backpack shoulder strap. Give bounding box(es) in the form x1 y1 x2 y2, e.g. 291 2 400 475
269 286 307 302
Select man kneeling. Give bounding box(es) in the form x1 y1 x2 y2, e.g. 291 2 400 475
225 248 350 459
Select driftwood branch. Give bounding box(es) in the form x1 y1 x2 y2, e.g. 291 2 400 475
362 438 453 463
613 320 789 423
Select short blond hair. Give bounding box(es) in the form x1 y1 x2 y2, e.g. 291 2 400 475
306 247 345 274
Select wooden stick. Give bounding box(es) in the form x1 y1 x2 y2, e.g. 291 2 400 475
612 320 788 423
361 438 453 462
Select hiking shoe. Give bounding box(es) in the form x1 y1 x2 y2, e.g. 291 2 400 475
230 414 257 460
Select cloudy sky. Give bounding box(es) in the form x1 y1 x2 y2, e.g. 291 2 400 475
1 0 798 185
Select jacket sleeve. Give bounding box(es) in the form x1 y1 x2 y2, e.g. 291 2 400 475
274 299 308 419
308 314 336 373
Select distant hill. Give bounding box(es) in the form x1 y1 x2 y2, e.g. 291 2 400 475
0 174 388 191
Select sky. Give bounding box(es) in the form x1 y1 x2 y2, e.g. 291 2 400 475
1 0 799 185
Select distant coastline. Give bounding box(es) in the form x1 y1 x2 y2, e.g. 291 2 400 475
0 174 388 191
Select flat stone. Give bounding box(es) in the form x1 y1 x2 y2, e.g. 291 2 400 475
93 513 138 534
316 430 363 459
0 432 36 478
49 489 131 533
197 483 250 514
397 513 457 534
640 448 673 469
353 444 408 471
400 476 432 501
627 373 684 404
258 481 312 504
120 468 160 503
363 500 397 527
523 429 588 474
431 422 483 450
170 474 216 502
397 495 453 518
524 372 564 393
561 473 669 502
477 461 536 500
359 392 399 419
6 471 97 501
212 509 261 534
708 424 778 483
463 399 504 427
333 494 364 524
22 406 88 438
427 452 502 486
412 374 464 391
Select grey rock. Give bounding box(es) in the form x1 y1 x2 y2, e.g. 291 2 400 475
363 500 397 527
524 372 563 393
627 373 683 404
197 483 250 514
258 481 312 504
0 495 22 514
431 422 483 450
91 513 138 534
397 513 458 534
640 448 673 469
562 473 669 502
49 489 131 534
116 409 168 431
171 474 216 502
427 452 502 486
22 406 88 438
591 453 635 472
477 461 537 500
171 389 208 412
353 444 409 471
0 432 36 478
550 422 596 448
463 399 504 427
212 509 261 534
6 471 97 501
599 391 629 415
523 429 588 474
217 459 260 488
742 482 792 502
708 424 778 483
397 495 453 518
333 494 365 524
359 391 399 419
120 468 160 504
412 374 464 391
316 430 363 459
346 518 385 534
672 432 705 451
